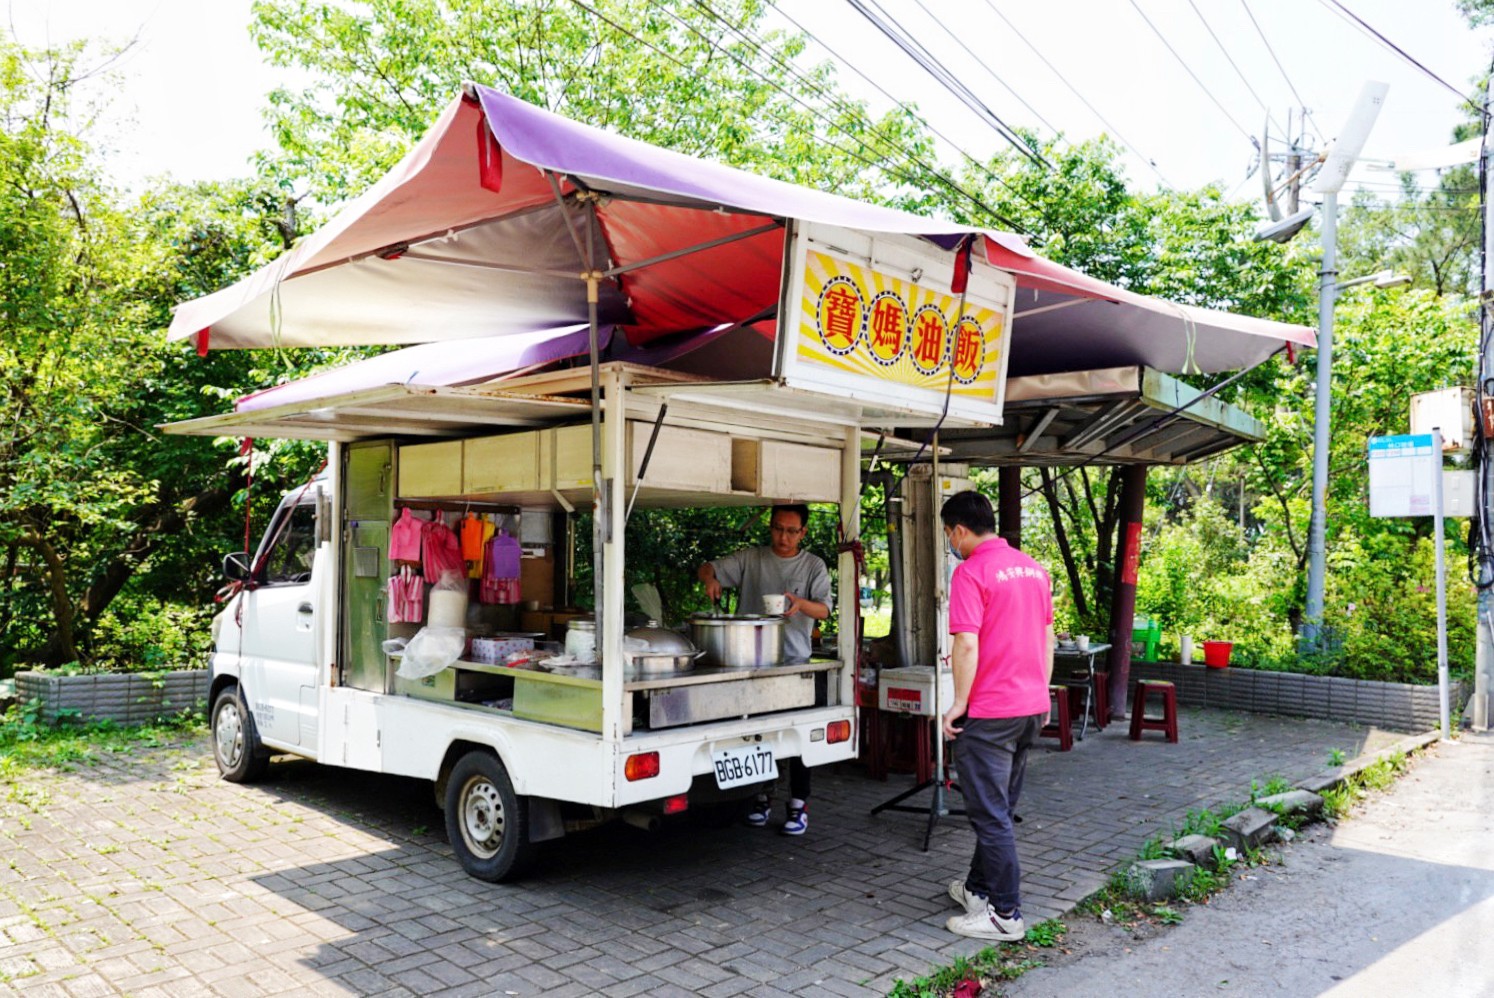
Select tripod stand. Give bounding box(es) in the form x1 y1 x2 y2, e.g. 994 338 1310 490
869 661 964 851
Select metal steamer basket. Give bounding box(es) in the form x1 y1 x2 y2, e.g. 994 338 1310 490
621 624 703 677
688 614 786 668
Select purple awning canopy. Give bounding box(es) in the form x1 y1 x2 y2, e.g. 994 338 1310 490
169 85 1313 377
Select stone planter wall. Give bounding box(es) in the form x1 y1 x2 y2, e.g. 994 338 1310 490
1128 661 1462 733
15 669 209 726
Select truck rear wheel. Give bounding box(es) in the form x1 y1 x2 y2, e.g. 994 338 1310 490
212 685 269 783
445 750 532 882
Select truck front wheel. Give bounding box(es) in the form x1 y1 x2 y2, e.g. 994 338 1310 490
212 685 269 783
444 750 532 882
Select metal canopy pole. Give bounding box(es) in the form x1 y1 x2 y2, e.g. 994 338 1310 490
869 431 965 850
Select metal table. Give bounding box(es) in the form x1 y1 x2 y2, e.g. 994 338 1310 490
1054 642 1110 740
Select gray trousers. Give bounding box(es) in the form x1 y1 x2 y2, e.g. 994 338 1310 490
952 713 1045 914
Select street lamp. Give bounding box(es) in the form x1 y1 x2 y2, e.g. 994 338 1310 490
1254 81 1391 652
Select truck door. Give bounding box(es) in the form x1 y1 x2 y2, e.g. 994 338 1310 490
238 498 322 748
342 441 393 692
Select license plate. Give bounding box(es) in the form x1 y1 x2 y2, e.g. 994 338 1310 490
712 744 777 790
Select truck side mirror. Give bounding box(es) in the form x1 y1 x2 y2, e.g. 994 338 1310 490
223 552 254 582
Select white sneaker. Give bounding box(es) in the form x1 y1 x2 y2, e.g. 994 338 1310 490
743 795 772 827
947 880 987 915
779 800 808 836
946 904 1025 942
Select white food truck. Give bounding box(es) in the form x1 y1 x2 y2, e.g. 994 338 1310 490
171 220 1017 882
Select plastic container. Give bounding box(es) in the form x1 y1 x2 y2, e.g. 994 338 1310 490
877 666 955 717
565 619 597 662
1202 640 1233 669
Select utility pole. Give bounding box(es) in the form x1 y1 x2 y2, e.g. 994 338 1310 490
1302 191 1337 650
1474 67 1494 731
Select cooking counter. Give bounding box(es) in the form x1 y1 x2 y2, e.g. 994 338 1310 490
396 655 844 733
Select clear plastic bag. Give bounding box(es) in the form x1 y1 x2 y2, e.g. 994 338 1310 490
397 625 466 678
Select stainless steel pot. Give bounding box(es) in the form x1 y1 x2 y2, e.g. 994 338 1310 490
689 614 786 669
623 624 702 677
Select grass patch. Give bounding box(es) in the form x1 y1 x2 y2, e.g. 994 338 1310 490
886 921 1065 997
1321 751 1408 819
0 701 207 784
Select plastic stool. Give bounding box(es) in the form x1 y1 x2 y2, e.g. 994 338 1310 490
1040 685 1073 751
1129 680 1179 743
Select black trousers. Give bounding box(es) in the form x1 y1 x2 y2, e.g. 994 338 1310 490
952 713 1044 913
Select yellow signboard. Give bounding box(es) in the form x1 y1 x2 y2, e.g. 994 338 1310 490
794 249 1007 402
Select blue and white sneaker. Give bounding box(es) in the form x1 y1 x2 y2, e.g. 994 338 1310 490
779 799 809 836
744 795 772 827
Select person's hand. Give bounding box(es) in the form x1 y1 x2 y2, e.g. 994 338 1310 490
703 576 722 601
782 591 801 617
942 701 967 740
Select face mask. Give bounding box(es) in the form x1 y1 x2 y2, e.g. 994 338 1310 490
947 533 963 563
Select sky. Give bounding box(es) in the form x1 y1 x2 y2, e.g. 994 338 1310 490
11 0 1490 207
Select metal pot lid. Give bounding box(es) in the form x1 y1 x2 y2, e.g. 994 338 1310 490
689 613 785 625
623 624 697 655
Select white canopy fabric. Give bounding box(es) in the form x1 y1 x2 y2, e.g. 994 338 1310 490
168 85 1314 378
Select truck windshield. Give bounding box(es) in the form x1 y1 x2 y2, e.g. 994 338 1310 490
259 503 318 585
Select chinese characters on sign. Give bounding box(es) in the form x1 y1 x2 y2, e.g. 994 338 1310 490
794 249 1008 402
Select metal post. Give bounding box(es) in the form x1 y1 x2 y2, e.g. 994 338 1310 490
998 466 1022 550
1433 429 1451 740
1303 191 1339 650
1105 465 1148 717
1475 70 1494 732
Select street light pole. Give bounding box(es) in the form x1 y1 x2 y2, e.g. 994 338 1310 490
1302 193 1337 650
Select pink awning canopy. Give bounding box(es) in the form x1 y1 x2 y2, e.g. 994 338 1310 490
169 85 1313 377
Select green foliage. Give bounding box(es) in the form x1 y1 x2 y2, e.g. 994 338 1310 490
887 940 1045 997
249 0 945 215
1320 751 1409 819
0 700 207 780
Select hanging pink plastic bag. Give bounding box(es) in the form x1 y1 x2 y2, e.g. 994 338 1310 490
389 508 427 562
422 519 465 582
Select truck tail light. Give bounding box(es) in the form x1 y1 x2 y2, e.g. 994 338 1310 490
663 793 689 815
624 752 660 781
827 720 852 744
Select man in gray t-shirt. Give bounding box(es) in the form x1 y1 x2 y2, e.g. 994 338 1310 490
698 504 833 836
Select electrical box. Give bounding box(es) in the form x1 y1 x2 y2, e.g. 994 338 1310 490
1410 388 1474 454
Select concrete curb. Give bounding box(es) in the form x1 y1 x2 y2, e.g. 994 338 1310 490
1293 728 1441 794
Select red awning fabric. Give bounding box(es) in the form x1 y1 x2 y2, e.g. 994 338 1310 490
168 85 1313 377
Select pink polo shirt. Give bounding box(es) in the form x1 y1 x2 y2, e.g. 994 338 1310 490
948 537 1054 719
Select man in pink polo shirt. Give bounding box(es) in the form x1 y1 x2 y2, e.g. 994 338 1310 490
938 490 1054 941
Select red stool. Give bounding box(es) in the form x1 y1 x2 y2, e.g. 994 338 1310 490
1092 670 1110 730
1129 680 1179 743
1040 685 1073 751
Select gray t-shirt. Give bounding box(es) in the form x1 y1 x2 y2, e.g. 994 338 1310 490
710 546 834 664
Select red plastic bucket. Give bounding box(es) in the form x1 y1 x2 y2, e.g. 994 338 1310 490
1202 641 1233 669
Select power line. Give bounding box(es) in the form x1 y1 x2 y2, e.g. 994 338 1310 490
1125 0 1255 141
1317 0 1482 115
688 0 1039 227
591 0 1027 231
980 0 1172 187
569 0 985 219
1187 0 1282 135
847 0 1053 171
757 0 1064 227
1239 0 1307 108
907 0 1062 137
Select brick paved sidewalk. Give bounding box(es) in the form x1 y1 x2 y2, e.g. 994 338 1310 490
0 707 1406 997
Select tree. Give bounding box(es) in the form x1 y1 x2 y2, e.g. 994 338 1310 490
249 0 944 214
0 37 329 671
